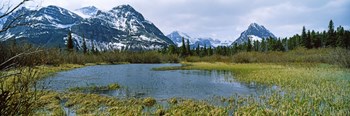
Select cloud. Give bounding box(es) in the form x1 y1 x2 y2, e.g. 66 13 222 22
3 0 350 41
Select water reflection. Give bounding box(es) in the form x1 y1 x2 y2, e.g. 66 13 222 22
40 64 267 100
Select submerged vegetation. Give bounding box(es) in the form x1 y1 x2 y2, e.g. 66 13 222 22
68 83 121 93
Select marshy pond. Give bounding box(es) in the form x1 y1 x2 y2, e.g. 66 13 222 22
41 64 267 100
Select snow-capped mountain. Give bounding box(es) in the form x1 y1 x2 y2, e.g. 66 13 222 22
0 12 6 29
167 31 232 48
0 5 174 51
232 23 276 45
166 31 193 47
74 6 99 18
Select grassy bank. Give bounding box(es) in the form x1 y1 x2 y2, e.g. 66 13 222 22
0 64 84 115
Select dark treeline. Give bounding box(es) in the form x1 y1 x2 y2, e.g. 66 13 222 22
162 20 350 57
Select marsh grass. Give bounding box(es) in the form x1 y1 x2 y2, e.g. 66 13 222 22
68 83 121 93
175 62 350 115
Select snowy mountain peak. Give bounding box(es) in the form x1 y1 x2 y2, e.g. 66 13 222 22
232 23 276 45
0 5 174 50
109 4 144 20
74 6 99 18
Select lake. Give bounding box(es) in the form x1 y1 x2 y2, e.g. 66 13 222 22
41 64 266 100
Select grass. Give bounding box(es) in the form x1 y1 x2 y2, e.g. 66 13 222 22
170 62 350 115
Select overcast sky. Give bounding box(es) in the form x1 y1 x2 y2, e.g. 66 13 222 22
7 0 350 41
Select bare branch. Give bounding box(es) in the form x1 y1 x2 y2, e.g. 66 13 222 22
0 49 43 69
0 12 32 33
0 0 30 19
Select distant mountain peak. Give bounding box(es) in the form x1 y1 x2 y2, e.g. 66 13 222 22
112 4 136 12
74 6 99 18
232 23 276 45
167 31 232 47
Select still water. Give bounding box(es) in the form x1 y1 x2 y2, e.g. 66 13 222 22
41 64 265 100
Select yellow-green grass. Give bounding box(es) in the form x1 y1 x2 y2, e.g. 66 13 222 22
68 83 121 92
172 62 350 115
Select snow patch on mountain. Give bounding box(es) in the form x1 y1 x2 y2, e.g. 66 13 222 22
248 35 262 41
74 6 99 18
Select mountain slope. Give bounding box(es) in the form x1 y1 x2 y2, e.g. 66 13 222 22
0 6 82 46
233 23 276 45
0 12 6 29
73 5 174 50
0 5 174 51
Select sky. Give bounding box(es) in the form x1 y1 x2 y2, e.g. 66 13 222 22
5 0 350 41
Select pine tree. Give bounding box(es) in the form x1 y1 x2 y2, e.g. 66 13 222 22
208 46 213 56
82 34 87 54
313 31 322 48
326 20 336 47
186 39 191 55
301 26 308 48
66 31 74 52
305 30 312 49
336 26 345 48
247 37 252 52
181 37 186 56
346 30 350 49
196 44 200 55
91 41 95 53
261 38 266 52
168 45 176 54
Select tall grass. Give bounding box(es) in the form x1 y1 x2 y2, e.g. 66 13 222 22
178 62 350 115
183 47 350 68
0 43 179 69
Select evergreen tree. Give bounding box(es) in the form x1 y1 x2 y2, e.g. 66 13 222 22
66 31 74 52
305 30 312 49
247 37 252 52
201 44 207 57
346 30 350 49
326 20 336 47
168 45 176 54
82 34 87 54
261 38 266 52
186 39 191 55
301 26 308 48
336 26 345 48
312 31 322 48
196 44 200 55
91 41 95 53
208 46 213 56
181 37 186 56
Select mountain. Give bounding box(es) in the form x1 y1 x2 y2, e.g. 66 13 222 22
74 6 99 18
166 31 192 47
167 31 232 48
232 23 276 45
0 12 8 30
0 5 174 51
0 6 82 46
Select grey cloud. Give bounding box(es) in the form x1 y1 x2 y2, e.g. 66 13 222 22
8 0 350 40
